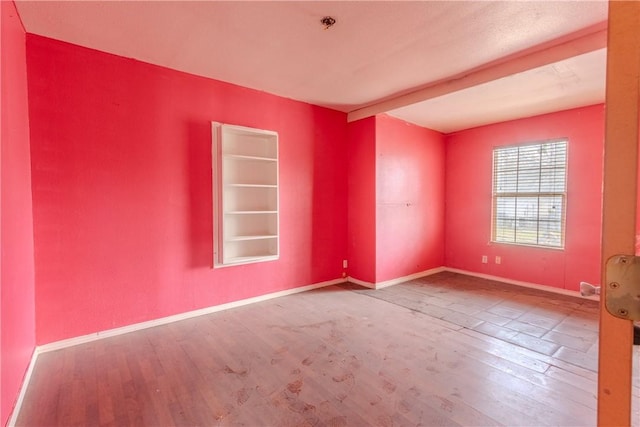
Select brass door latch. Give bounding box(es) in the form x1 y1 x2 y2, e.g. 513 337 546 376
605 254 640 320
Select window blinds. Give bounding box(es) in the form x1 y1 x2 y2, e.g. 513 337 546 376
492 140 568 248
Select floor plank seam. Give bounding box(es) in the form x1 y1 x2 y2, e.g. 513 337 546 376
345 279 599 375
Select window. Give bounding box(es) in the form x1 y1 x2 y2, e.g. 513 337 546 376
492 139 567 248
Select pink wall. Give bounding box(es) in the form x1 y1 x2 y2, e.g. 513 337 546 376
1 1 36 424
19 22 606 356
26 35 348 345
346 117 377 283
346 115 445 285
375 115 445 282
445 105 604 291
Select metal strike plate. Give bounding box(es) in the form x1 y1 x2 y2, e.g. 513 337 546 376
605 254 640 320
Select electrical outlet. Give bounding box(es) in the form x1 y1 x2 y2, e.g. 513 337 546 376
343 259 348 269
482 255 488 264
495 256 501 264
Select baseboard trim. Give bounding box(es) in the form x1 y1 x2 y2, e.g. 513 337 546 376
348 266 597 301
12 268 593 423
7 348 39 427
348 266 446 290
37 278 344 354
345 276 376 288
32 268 592 354
443 267 599 301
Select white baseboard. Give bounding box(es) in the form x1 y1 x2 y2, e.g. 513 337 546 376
345 276 376 288
9 277 344 424
7 348 39 427
36 268 593 355
348 266 597 301
443 267 599 301
348 266 446 289
9 268 593 424
37 277 344 354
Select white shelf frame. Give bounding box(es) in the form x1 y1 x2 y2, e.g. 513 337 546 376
212 122 279 267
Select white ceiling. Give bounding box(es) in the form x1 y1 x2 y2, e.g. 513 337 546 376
15 1 609 133
389 48 607 133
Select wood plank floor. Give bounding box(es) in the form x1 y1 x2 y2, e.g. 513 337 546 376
14 272 639 426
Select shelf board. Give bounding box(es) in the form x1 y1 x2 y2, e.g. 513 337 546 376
225 210 277 215
226 183 277 188
224 154 277 162
226 235 277 242
223 255 279 265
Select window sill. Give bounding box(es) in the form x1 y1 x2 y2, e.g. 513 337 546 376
489 240 565 251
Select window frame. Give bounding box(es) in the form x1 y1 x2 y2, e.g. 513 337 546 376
491 138 568 249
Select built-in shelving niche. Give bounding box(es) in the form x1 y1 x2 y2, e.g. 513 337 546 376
212 123 279 267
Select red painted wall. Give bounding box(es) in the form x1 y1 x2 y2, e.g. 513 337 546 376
445 105 604 291
375 115 445 282
1 1 36 424
346 117 377 283
26 35 347 345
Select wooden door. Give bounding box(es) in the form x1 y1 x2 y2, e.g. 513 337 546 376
598 1 640 425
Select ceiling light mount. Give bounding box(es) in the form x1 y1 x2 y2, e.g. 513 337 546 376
321 16 336 30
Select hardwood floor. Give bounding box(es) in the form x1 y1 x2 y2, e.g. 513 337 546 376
14 272 636 426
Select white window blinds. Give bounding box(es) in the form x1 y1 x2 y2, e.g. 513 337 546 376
492 140 568 248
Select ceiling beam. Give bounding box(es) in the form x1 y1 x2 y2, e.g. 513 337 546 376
347 26 607 123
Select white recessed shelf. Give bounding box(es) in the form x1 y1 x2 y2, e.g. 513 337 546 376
212 123 279 267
